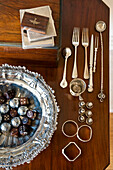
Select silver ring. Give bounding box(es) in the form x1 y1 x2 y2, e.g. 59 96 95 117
62 120 78 138
77 125 92 142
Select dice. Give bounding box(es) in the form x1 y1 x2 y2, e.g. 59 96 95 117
3 114 10 122
20 97 29 106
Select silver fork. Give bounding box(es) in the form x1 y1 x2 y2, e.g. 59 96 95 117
82 28 89 79
93 36 99 72
72 27 80 78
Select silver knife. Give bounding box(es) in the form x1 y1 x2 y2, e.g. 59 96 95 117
88 34 94 92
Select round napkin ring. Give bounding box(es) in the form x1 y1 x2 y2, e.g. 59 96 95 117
62 120 78 138
77 125 92 142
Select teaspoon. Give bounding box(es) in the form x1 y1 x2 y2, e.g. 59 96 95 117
60 47 72 88
96 21 106 102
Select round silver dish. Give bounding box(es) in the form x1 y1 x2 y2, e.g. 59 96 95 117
69 78 86 98
0 64 59 169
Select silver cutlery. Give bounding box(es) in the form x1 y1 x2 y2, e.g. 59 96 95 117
93 36 99 73
72 27 80 78
82 28 89 79
60 47 72 88
96 21 106 102
88 34 94 92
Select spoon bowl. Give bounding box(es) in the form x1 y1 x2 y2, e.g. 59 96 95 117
96 21 106 33
62 47 72 59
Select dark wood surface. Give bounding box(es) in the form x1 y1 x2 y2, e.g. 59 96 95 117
0 0 60 67
0 0 110 170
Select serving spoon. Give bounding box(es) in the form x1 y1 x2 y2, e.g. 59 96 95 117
60 47 72 88
96 21 106 102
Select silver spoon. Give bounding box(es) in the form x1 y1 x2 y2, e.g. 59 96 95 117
96 21 106 102
60 47 72 88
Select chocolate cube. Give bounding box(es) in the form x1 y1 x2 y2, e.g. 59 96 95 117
11 128 19 137
4 89 15 99
10 109 18 117
0 96 6 104
3 114 10 122
20 97 29 106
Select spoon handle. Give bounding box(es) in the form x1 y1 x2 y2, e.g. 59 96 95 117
60 57 68 88
100 32 104 91
63 57 68 81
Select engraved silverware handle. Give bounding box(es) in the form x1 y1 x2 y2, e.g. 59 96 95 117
88 66 93 92
84 47 89 79
72 46 78 78
93 49 97 73
60 57 68 88
98 32 106 102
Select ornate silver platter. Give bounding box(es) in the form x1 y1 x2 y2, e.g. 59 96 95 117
0 64 59 170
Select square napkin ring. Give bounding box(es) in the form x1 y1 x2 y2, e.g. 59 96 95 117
62 142 81 162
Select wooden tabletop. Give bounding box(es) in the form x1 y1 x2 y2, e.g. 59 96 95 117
0 0 110 169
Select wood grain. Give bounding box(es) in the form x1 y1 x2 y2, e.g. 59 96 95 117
0 0 110 169
106 113 113 170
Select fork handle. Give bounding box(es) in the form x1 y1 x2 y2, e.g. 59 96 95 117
84 47 89 79
93 49 97 73
72 46 78 78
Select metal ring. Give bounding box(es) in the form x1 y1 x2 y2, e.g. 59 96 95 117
62 120 78 138
77 125 92 142
62 142 81 161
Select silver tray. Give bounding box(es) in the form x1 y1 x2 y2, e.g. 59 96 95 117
0 64 59 170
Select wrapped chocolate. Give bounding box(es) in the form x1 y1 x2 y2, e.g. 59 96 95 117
4 89 15 99
19 125 28 136
20 97 29 106
10 109 18 117
1 122 11 133
18 106 28 116
27 110 37 120
11 117 21 127
10 98 19 108
21 116 31 126
3 114 10 122
0 113 2 123
0 104 9 114
11 128 19 137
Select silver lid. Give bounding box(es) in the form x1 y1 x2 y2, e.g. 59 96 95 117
86 117 93 125
18 106 28 116
85 110 93 117
10 98 19 108
78 108 85 115
86 102 93 109
79 101 85 107
78 115 85 123
0 104 9 114
1 123 11 133
11 117 21 127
